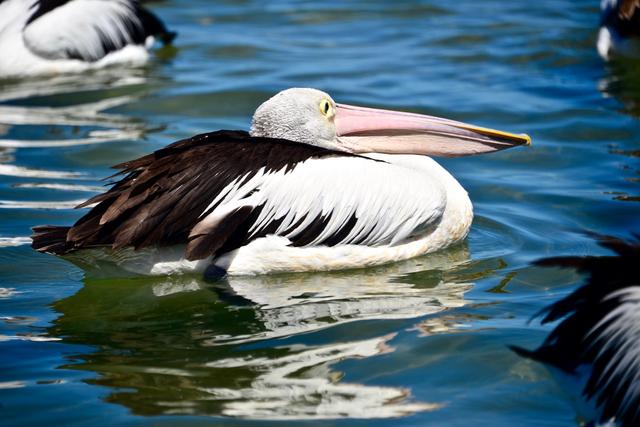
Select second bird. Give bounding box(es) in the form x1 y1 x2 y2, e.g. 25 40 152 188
0 0 175 77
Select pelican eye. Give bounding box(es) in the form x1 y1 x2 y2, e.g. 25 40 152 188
319 99 333 117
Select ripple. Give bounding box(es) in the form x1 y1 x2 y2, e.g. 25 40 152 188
0 334 61 342
0 96 137 127
0 86 148 151
152 279 201 297
0 237 31 247
201 334 440 420
12 183 103 192
0 72 146 103
0 288 19 298
0 129 143 148
204 249 474 346
0 200 86 210
469 214 524 260
0 381 26 389
0 316 37 325
0 165 85 179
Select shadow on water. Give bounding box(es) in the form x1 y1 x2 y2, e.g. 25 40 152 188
44 243 504 420
597 58 640 203
600 58 640 117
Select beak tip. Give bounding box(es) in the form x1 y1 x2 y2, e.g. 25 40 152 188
522 134 532 146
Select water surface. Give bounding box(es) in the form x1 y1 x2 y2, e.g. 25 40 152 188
1 1 639 425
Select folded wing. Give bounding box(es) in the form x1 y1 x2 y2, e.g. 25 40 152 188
33 130 446 261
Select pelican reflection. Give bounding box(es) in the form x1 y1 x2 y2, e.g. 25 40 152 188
47 243 501 420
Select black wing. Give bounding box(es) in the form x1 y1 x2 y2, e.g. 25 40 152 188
32 130 352 259
602 0 640 39
511 234 640 427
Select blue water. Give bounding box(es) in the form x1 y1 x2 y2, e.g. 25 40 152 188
1 1 639 425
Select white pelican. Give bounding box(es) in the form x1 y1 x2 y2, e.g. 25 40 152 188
31 88 531 277
511 235 640 427
598 0 640 60
0 0 175 78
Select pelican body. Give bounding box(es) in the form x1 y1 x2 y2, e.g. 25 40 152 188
598 0 640 60
0 0 175 78
32 88 530 276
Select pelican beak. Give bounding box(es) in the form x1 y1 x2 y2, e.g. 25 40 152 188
335 104 531 157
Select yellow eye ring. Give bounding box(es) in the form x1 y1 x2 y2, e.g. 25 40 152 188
319 99 333 117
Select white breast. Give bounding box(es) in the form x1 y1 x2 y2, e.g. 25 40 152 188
214 154 473 275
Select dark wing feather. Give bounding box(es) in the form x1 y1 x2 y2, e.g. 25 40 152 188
602 0 640 38
185 206 254 261
512 234 640 427
32 130 352 260
620 0 640 19
31 225 72 253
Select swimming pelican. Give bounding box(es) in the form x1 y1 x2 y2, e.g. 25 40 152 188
598 0 640 60
31 88 531 277
0 0 175 78
511 234 640 427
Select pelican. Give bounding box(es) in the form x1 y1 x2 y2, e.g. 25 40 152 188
511 235 640 427
598 0 640 60
31 88 531 277
0 0 175 78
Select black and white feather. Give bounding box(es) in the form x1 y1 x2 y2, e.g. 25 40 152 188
0 0 175 77
511 234 640 427
31 130 464 276
599 0 640 60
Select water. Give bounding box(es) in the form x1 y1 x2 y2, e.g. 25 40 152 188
0 0 638 425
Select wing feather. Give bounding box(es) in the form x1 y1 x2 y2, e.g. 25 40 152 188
211 155 446 251
37 131 355 257
513 235 640 427
34 130 446 262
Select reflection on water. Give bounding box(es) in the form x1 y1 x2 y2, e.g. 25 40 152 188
599 58 640 117
210 246 473 345
201 334 439 419
3 1 640 424
0 74 149 149
0 69 149 103
596 60 640 204
45 243 497 420
0 68 160 232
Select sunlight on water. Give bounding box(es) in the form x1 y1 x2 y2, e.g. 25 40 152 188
201 334 441 419
32 248 488 420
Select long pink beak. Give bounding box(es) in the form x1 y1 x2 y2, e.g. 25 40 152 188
334 104 531 157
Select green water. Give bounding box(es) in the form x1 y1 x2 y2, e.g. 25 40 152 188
0 1 639 425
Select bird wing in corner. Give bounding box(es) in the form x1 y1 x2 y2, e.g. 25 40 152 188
512 234 640 427
22 0 175 62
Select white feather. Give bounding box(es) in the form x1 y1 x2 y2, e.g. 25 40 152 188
218 155 472 275
203 154 446 248
589 287 640 414
0 0 156 77
23 0 140 61
64 153 472 276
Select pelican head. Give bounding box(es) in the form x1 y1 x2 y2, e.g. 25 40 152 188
251 88 531 157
